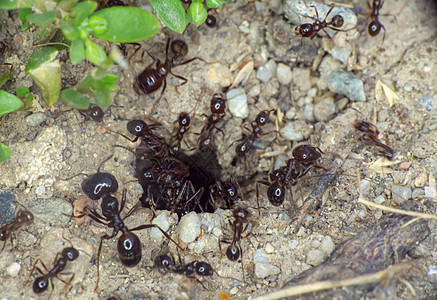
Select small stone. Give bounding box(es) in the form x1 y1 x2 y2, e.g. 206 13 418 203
0 190 15 222
414 173 428 188
248 84 261 97
329 43 353 64
226 88 249 118
255 262 280 278
35 185 46 196
207 63 233 88
265 243 275 254
328 71 366 101
314 96 336 122
303 104 314 122
317 56 343 90
425 187 436 198
254 1 265 11
25 112 47 127
357 208 367 219
276 63 292 85
292 68 311 92
288 240 299 249
392 186 412 204
336 97 349 110
257 59 277 83
428 265 437 278
373 195 385 204
150 212 170 238
253 249 269 263
177 212 201 243
399 161 411 169
360 179 372 196
280 123 303 141
230 287 239 295
7 262 21 277
277 213 291 223
320 236 334 255
412 188 425 199
306 249 325 266
239 20 250 34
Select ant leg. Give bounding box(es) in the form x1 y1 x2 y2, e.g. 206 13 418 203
130 224 184 251
379 22 387 47
21 258 45 290
170 72 187 94
119 188 127 213
48 278 55 300
94 234 116 292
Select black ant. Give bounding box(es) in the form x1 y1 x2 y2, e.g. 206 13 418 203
134 38 206 100
0 209 34 253
78 104 105 122
169 100 199 156
205 14 217 27
228 109 275 165
354 120 394 159
23 246 79 299
258 145 327 207
209 177 242 209
198 93 227 152
224 207 250 282
363 0 396 44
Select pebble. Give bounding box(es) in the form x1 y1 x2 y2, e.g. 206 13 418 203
425 187 436 198
35 185 46 196
200 212 222 233
253 249 269 263
314 96 336 122
288 240 299 249
265 243 275 254
328 71 366 101
420 95 433 111
28 197 72 223
335 97 349 110
373 195 385 204
320 236 335 255
329 43 353 64
414 173 428 188
306 249 325 266
428 265 437 278
317 56 342 90
280 120 313 141
256 59 277 83
283 0 357 32
207 63 233 88
399 161 411 169
391 186 412 204
150 212 170 238
226 88 249 118
255 262 281 278
274 155 288 170
25 112 47 127
277 213 291 223
412 188 425 199
0 190 15 223
7 262 21 277
303 104 314 122
177 212 201 243
276 63 292 85
292 68 311 92
360 179 372 196
230 287 239 295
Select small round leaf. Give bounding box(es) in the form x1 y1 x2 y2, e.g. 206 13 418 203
60 88 90 109
70 39 85 64
187 2 207 26
0 90 24 117
150 0 186 34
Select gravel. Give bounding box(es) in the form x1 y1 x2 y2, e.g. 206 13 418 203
392 186 412 204
276 63 292 85
314 96 336 122
256 59 277 83
328 71 366 101
177 212 201 243
0 190 15 223
25 112 47 127
226 88 249 118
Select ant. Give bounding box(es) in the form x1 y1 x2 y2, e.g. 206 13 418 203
258 145 327 207
134 38 206 100
66 173 183 290
205 14 217 27
209 177 242 209
198 93 227 152
23 246 79 299
0 209 34 253
78 104 105 122
224 207 250 282
169 100 199 156
228 109 275 165
363 0 396 44
354 120 394 159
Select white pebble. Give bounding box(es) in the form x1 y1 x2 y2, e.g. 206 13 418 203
373 195 385 204
230 286 239 295
425 187 436 198
360 179 372 196
320 236 335 255
36 185 46 195
256 59 277 83
265 243 275 254
177 212 201 243
253 249 269 263
306 249 325 266
276 63 292 85
226 88 248 118
255 262 280 278
150 212 170 238
7 262 21 277
288 240 299 249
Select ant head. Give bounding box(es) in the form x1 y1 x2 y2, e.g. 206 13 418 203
256 109 274 126
223 182 238 199
81 172 119 200
226 244 240 261
101 195 120 218
127 120 148 136
296 23 313 38
0 229 7 241
33 276 49 293
331 15 344 28
184 261 196 275
178 112 191 127
118 232 142 267
292 145 322 163
88 104 104 122
196 261 213 276
171 39 188 58
15 210 34 226
210 93 226 114
368 20 381 36
267 181 285 206
62 247 80 261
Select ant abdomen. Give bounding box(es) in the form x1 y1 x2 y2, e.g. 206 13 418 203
292 145 322 164
81 173 119 200
62 247 80 261
127 120 147 136
267 181 285 206
136 68 163 94
368 20 381 36
33 276 49 293
226 245 240 261
196 262 213 276
118 232 142 267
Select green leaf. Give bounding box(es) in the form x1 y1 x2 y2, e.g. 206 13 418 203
61 21 80 40
0 90 24 117
16 86 30 98
18 8 32 22
93 89 110 108
26 11 56 25
70 39 85 64
0 142 12 163
0 0 18 9
60 88 90 109
92 7 161 42
0 68 12 88
187 2 208 26
84 39 106 65
206 0 221 8
100 74 118 86
71 1 97 26
87 15 107 34
150 0 186 34
26 47 61 106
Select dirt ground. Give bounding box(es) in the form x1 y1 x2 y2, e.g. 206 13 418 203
0 0 437 299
